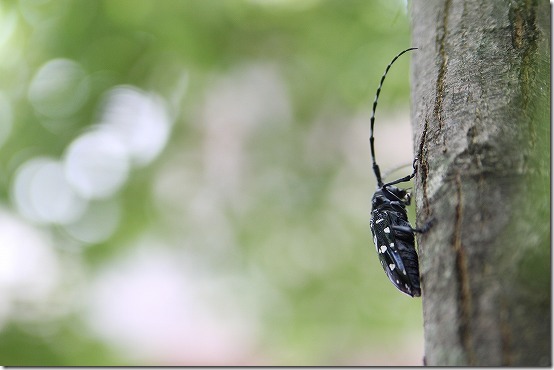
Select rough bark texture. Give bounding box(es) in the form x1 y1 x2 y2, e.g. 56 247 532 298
410 0 550 366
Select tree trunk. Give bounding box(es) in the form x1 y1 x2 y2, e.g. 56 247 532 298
410 0 550 366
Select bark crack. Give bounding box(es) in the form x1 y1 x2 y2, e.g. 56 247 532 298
417 117 430 217
434 0 451 138
453 173 474 364
500 297 513 365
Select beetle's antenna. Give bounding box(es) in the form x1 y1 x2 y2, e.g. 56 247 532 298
370 47 417 187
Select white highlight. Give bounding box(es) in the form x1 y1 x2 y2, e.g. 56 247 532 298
63 199 121 244
86 246 259 363
12 157 87 224
28 58 89 119
0 209 61 328
98 86 172 166
64 130 130 199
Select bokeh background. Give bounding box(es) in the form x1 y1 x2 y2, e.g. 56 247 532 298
0 0 422 365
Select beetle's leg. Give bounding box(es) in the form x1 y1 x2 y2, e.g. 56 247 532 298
415 218 435 233
382 156 418 188
391 218 434 234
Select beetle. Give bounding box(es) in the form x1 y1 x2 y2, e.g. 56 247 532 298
368 47 431 297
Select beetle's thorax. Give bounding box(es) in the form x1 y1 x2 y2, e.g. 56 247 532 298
371 185 410 209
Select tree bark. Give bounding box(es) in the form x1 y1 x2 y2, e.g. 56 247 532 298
410 0 550 366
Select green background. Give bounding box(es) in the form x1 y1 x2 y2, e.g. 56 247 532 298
0 0 422 365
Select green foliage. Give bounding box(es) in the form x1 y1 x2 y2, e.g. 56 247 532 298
0 0 421 365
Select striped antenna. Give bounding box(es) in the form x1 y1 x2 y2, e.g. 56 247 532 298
370 47 417 187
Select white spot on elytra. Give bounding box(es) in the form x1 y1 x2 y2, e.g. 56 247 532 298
402 269 407 275
379 245 387 253
389 242 394 248
384 227 390 233
389 263 395 271
376 218 384 224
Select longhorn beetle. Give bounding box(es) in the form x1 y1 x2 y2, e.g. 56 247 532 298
368 47 431 297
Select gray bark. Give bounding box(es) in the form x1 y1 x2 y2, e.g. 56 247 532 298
410 0 550 366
